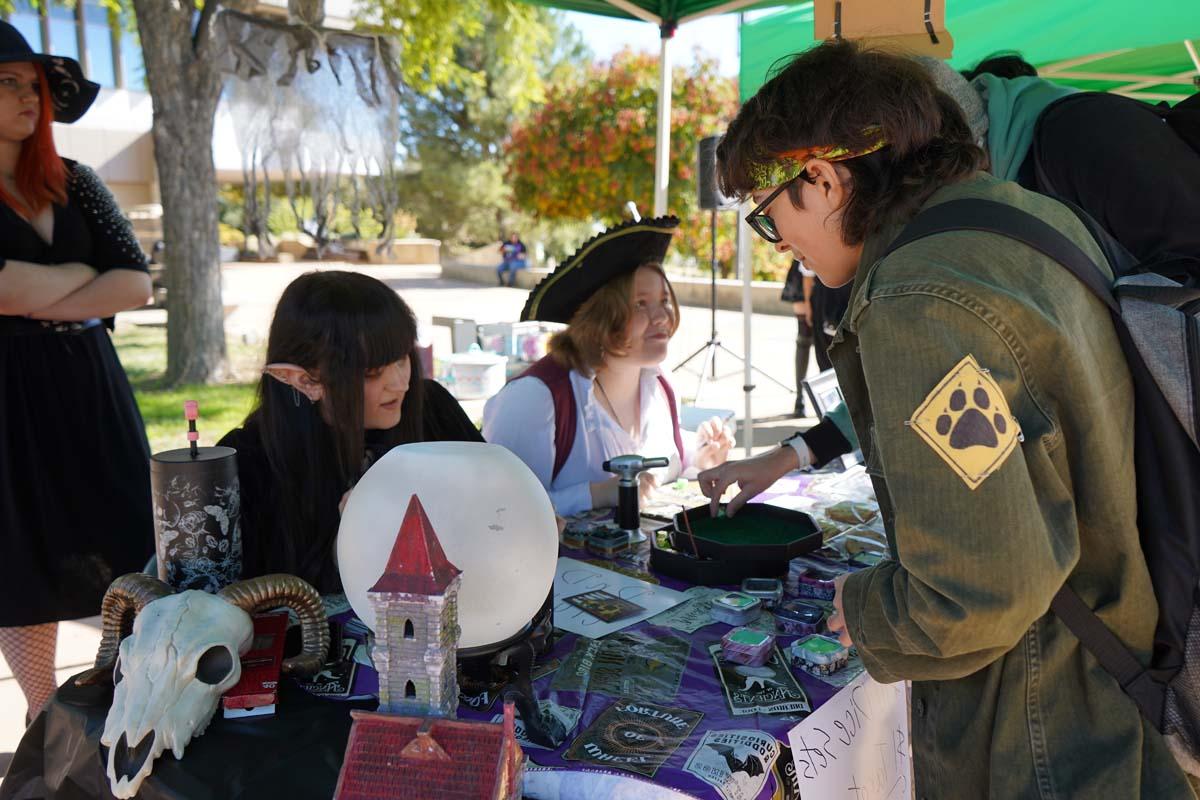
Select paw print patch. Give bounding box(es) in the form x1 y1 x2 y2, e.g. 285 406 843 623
908 354 1021 490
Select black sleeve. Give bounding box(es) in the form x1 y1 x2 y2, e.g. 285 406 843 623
68 162 149 274
421 379 484 443
799 416 853 468
217 424 270 581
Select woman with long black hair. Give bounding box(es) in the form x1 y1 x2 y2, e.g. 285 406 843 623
218 270 481 593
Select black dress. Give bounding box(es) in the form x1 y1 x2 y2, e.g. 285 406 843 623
0 160 154 627
218 379 482 593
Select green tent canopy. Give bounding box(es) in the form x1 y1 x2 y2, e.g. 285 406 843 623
740 0 1200 103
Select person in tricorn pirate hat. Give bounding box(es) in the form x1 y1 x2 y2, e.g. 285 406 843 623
484 216 734 516
0 21 155 724
703 40 1191 798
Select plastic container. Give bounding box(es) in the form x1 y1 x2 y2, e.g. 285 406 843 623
789 634 850 676
721 627 775 667
446 350 507 400
711 592 762 626
786 557 851 601
561 522 590 550
773 599 826 636
741 578 784 608
586 526 630 557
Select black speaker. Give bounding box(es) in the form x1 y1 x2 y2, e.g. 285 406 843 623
697 135 733 211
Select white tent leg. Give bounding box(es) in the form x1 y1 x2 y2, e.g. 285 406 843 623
653 31 674 217
738 199 754 458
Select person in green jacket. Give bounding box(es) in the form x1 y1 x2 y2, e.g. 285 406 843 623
704 40 1193 798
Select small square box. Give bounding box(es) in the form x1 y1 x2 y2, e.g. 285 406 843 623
586 526 630 557
711 592 762 626
773 599 826 636
740 577 784 608
789 634 850 676
721 627 775 667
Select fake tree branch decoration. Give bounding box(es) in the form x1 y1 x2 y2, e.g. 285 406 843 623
217 10 406 259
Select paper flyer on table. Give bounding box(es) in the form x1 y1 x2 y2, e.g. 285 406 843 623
553 557 687 637
786 671 912 800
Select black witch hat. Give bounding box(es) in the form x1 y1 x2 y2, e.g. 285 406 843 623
520 216 679 324
0 21 100 124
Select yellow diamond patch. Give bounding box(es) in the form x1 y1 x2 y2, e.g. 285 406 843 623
908 354 1021 490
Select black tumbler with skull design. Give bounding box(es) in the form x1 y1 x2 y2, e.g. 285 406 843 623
150 446 243 592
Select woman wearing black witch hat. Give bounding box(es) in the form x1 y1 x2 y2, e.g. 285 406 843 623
483 216 735 516
0 22 154 722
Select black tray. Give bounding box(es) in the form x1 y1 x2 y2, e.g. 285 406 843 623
649 535 788 586
671 502 820 562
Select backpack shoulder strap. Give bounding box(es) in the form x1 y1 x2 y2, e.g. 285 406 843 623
515 356 577 481
656 374 687 469
883 198 1120 315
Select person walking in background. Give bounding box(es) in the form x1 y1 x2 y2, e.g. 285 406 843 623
780 259 813 418
497 232 528 287
0 22 154 724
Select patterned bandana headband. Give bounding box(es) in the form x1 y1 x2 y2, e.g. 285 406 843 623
748 126 889 191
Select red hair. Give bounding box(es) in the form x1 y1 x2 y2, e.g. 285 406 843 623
0 63 67 219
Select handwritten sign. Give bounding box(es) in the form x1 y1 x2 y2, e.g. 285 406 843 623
553 557 686 637
786 672 911 800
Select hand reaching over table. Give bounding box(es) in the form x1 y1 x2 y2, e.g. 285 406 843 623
697 445 800 517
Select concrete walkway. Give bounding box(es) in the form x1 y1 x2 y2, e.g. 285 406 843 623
0 261 821 779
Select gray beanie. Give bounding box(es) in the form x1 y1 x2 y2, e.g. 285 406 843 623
913 55 989 147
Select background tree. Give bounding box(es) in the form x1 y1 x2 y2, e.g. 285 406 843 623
377 6 589 248
506 50 765 276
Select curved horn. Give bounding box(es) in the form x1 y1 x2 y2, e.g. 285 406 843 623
218 574 330 678
75 574 174 687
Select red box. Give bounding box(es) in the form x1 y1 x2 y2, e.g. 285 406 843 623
222 611 289 719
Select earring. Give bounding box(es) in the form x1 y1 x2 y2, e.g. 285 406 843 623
292 387 302 407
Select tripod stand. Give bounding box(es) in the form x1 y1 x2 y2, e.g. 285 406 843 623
673 209 793 403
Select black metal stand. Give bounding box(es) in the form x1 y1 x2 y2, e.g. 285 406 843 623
673 209 792 402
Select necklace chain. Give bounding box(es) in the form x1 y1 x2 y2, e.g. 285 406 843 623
594 377 637 435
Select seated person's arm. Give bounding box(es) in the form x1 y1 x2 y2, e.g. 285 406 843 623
483 377 604 516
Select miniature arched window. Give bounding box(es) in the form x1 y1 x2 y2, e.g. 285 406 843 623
404 619 415 639
405 680 416 698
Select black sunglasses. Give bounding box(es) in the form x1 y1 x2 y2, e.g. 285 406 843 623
744 172 808 244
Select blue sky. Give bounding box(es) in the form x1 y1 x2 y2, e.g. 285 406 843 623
563 11 743 76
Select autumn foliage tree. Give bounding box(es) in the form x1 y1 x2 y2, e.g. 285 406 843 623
507 50 754 274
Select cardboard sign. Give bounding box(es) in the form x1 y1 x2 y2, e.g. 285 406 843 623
786 672 912 800
814 0 953 58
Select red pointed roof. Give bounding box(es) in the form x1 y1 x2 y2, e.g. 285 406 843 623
369 495 461 596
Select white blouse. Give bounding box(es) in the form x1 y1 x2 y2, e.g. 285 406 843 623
482 367 695 516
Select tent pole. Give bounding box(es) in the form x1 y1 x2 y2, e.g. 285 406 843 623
737 199 754 458
653 23 675 217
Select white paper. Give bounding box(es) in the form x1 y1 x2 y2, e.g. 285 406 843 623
553 557 687 637
786 672 912 800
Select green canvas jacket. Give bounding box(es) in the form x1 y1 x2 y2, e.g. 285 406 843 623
835 173 1193 799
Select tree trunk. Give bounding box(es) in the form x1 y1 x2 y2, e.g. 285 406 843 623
132 0 227 385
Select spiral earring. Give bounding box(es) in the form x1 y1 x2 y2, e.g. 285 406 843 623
292 387 302 407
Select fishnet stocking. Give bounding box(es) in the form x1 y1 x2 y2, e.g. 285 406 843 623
0 622 58 721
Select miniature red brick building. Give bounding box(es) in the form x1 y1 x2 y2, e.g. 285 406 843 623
333 700 525 800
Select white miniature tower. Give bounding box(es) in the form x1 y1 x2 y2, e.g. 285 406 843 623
368 494 462 717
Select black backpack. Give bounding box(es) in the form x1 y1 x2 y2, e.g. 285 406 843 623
886 198 1200 774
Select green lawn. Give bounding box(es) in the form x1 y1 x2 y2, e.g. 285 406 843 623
113 325 261 455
